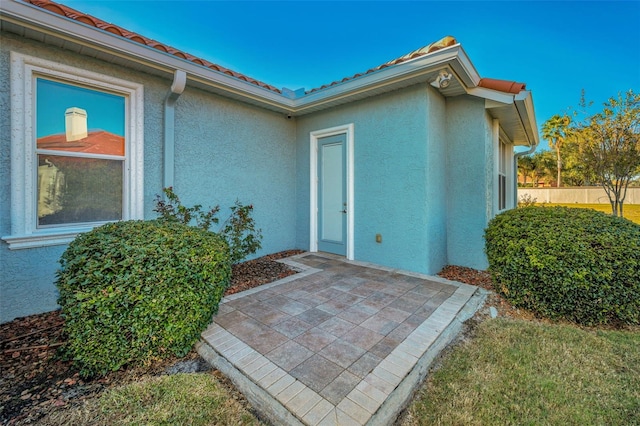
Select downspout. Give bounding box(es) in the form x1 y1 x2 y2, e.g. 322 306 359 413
164 69 187 189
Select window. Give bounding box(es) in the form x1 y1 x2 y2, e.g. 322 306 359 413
497 138 509 211
3 53 144 249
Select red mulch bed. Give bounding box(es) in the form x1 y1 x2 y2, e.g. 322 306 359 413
438 265 537 322
1 253 520 424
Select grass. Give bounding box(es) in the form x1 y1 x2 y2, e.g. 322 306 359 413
44 320 639 426
405 319 640 425
39 372 265 425
541 203 640 224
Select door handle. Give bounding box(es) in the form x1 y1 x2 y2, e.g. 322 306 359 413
340 202 347 214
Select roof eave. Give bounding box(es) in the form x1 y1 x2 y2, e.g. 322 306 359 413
2 0 536 136
467 86 538 148
291 44 482 115
1 0 296 113
515 91 539 147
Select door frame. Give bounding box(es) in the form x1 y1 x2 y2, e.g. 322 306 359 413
310 123 354 260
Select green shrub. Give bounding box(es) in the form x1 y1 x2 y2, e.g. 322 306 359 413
56 220 231 377
485 206 640 326
154 187 262 263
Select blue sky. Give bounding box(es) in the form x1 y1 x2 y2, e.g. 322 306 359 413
64 1 639 151
37 78 125 137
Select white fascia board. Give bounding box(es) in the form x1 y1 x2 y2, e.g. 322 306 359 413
448 45 481 87
1 0 489 116
469 85 539 148
467 87 515 105
292 45 471 113
515 91 540 147
1 0 294 111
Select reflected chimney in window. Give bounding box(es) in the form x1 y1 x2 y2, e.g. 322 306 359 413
65 107 88 141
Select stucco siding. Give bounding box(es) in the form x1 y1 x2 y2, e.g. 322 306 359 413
296 85 441 274
0 33 166 322
445 96 491 270
423 87 448 273
172 87 297 256
0 33 297 322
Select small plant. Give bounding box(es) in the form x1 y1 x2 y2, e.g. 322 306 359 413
219 201 263 264
517 193 537 208
154 187 220 231
154 187 262 263
56 220 231 377
485 206 640 326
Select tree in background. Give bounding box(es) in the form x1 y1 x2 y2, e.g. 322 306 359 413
532 150 557 187
517 154 535 186
542 114 572 187
560 136 597 186
518 150 556 187
572 90 640 217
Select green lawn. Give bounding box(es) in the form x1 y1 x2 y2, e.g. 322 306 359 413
541 203 640 224
43 319 639 425
39 372 266 425
404 319 640 426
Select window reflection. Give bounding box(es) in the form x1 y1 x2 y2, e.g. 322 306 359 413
36 78 126 227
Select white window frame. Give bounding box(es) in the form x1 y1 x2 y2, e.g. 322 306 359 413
492 119 514 215
498 139 508 211
2 52 144 249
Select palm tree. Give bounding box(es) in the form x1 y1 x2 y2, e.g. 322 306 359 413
542 114 572 187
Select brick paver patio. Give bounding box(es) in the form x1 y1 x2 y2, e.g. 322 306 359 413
197 252 485 425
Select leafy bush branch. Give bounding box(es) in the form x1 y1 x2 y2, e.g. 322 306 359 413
154 187 262 263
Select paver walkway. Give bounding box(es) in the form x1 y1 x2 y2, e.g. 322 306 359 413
197 252 485 425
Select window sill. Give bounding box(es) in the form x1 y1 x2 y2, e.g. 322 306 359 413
2 228 94 250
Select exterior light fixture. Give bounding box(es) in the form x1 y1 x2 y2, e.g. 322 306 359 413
430 70 453 89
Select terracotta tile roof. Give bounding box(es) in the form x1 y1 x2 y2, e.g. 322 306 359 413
305 36 458 94
38 130 125 156
478 78 526 94
23 1 527 99
23 0 282 93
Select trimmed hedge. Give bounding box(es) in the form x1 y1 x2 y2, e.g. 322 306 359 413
485 206 640 326
56 220 231 377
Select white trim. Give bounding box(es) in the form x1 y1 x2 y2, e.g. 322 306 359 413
492 119 502 216
3 229 90 249
2 52 144 249
494 119 515 215
309 124 354 260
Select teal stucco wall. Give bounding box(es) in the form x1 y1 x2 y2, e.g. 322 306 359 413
1 30 502 324
0 33 297 323
445 96 494 270
295 88 494 274
295 85 449 275
172 86 297 255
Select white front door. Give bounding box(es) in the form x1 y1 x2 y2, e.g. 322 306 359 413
317 134 347 256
